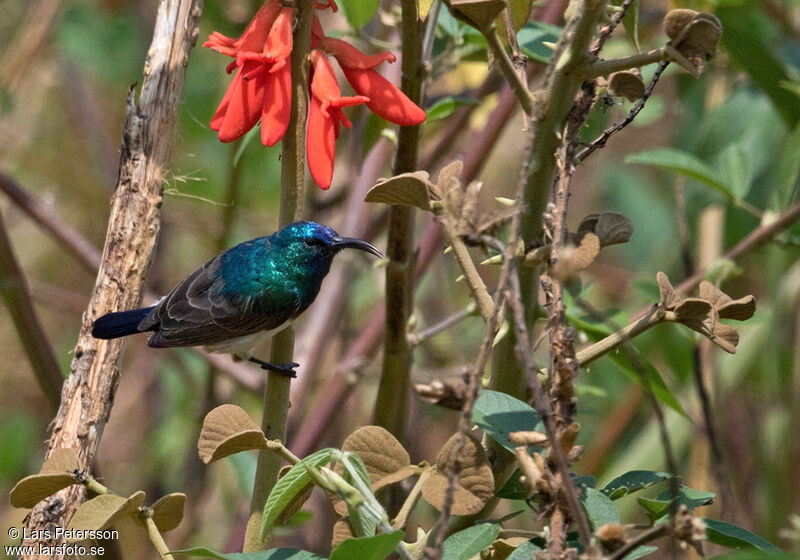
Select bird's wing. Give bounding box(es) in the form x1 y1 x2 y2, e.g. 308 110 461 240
140 255 300 348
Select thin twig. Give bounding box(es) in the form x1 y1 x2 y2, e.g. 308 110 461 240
607 523 670 560
0 207 63 410
576 60 670 163
591 0 636 55
484 29 536 115
409 303 477 347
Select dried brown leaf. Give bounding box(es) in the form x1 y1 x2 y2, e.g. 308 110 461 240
151 493 185 532
41 448 80 474
67 491 146 539
711 323 739 354
331 517 354 549
657 272 682 309
699 282 755 320
673 298 713 321
342 426 411 487
9 473 76 509
373 465 421 493
422 434 494 515
365 171 435 211
447 0 507 32
198 404 267 464
609 70 646 102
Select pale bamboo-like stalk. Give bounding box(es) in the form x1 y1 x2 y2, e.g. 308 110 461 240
22 2 202 557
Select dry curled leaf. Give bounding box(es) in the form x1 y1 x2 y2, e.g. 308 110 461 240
576 212 633 247
663 9 722 76
421 433 494 515
9 448 81 509
341 426 412 488
609 70 646 101
151 493 186 532
446 0 506 32
198 404 267 464
365 171 436 211
656 272 755 354
67 491 146 539
331 517 354 549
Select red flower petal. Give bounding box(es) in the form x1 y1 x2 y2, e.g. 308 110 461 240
341 67 426 126
307 96 336 189
261 63 292 146
264 8 295 63
310 50 368 114
217 61 268 142
237 0 282 53
321 37 395 69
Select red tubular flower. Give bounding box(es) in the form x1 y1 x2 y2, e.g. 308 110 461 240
204 2 294 145
321 37 426 127
307 50 368 189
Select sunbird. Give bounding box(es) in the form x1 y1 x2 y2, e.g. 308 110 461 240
92 221 382 376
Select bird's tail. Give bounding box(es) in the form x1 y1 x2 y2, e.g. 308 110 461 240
92 307 155 339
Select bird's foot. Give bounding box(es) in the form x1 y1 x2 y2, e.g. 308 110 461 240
248 357 299 378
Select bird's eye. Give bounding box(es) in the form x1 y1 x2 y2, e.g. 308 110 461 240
303 237 322 248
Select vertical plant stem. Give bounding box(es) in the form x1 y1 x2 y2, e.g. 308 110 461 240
244 0 312 552
22 1 202 555
373 0 424 441
0 207 62 410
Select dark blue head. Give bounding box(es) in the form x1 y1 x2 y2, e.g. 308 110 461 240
273 221 383 269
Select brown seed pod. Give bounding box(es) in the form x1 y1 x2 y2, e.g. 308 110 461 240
663 9 723 75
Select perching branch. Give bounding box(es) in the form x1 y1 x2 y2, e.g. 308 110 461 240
245 0 313 552
22 2 202 556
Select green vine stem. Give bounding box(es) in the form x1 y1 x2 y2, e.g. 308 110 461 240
244 0 313 551
373 0 425 441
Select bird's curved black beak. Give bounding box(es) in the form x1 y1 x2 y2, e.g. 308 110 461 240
331 237 383 259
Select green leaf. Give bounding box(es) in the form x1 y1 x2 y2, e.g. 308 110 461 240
604 350 685 416
517 21 562 63
626 148 733 200
496 469 529 500
582 487 620 529
426 97 480 121
338 0 380 29
624 546 658 560
636 485 715 523
776 123 800 203
441 523 502 560
330 531 405 560
507 540 543 560
507 0 535 31
704 519 782 553
601 470 671 500
260 448 336 539
716 3 800 127
341 452 376 538
611 0 639 51
472 390 541 453
172 547 325 560
718 144 752 199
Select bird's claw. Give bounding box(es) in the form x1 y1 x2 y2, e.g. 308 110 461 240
248 357 299 377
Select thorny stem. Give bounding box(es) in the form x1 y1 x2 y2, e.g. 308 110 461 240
409 303 477 347
246 0 313 551
506 265 593 551
484 28 536 115
373 0 425 442
439 219 496 321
